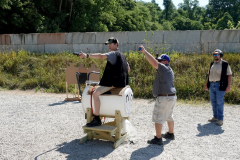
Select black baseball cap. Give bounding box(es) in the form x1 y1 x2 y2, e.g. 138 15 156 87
105 37 119 45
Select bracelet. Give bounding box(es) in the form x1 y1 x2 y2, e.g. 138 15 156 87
86 54 89 58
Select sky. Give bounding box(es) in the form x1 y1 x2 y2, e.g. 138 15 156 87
139 0 209 9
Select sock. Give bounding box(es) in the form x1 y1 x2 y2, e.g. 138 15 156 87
94 115 100 121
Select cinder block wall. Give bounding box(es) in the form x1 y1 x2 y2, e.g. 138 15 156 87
0 30 240 54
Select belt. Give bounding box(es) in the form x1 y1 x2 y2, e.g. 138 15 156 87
210 81 220 83
158 93 176 96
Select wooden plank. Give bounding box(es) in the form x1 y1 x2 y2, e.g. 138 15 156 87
94 130 115 142
66 63 79 84
66 82 68 98
79 135 88 144
82 125 117 133
115 110 121 140
65 97 81 101
86 108 93 140
99 115 115 118
87 131 93 140
87 108 93 123
113 133 128 149
93 134 108 141
103 121 116 126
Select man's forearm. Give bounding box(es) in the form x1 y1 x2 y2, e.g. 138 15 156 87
227 75 232 87
89 53 107 59
143 50 158 69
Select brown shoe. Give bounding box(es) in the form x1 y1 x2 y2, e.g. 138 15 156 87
208 117 218 122
216 120 223 126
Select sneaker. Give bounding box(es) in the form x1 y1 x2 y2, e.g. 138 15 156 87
216 120 223 126
86 118 102 127
147 136 163 145
162 132 175 140
208 117 218 122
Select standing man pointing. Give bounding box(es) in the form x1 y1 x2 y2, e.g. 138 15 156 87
139 45 177 145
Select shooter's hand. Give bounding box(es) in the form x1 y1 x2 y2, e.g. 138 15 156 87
79 52 87 59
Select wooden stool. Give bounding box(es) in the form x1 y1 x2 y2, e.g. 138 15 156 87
80 108 129 148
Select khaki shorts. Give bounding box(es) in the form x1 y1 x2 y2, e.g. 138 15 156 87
96 86 115 95
152 96 177 124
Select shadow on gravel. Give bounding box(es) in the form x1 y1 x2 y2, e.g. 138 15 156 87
196 123 224 137
129 140 171 160
35 139 114 160
48 101 81 106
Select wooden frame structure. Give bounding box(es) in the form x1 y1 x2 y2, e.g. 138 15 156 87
80 108 129 148
65 83 81 101
65 63 100 102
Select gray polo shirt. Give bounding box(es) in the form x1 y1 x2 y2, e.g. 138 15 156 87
152 63 176 97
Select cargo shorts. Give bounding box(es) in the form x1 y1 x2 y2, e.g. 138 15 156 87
152 95 177 124
96 86 115 95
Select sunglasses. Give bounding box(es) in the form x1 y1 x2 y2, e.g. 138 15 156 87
213 54 219 56
158 59 166 62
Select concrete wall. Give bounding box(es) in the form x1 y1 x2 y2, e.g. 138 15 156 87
1 30 240 54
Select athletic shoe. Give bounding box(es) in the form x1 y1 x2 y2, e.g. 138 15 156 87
147 136 163 145
86 118 102 127
162 132 175 140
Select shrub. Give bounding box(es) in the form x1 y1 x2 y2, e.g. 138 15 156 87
0 50 240 104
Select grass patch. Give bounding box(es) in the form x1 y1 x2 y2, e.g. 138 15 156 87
0 50 240 104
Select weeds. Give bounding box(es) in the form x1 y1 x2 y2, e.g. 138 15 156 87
0 50 240 104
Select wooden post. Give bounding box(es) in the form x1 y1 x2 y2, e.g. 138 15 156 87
78 85 79 98
115 110 121 140
75 84 76 97
87 108 93 140
66 82 68 98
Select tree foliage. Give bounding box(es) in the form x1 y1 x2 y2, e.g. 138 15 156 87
1 0 240 33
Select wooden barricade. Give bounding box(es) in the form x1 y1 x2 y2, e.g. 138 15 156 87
65 63 100 102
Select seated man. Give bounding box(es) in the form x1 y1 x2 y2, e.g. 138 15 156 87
79 37 130 127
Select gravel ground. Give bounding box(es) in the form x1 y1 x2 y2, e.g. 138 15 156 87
0 89 240 160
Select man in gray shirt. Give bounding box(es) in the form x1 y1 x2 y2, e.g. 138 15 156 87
79 37 130 127
139 45 177 145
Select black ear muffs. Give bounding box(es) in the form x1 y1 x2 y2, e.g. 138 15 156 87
220 53 223 58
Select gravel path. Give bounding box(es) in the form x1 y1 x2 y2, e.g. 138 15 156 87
0 90 240 160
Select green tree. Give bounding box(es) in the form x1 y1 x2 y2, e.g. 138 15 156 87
163 0 175 20
216 12 233 30
191 20 203 30
178 0 202 20
208 0 240 24
0 0 44 34
204 22 212 30
162 20 175 30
